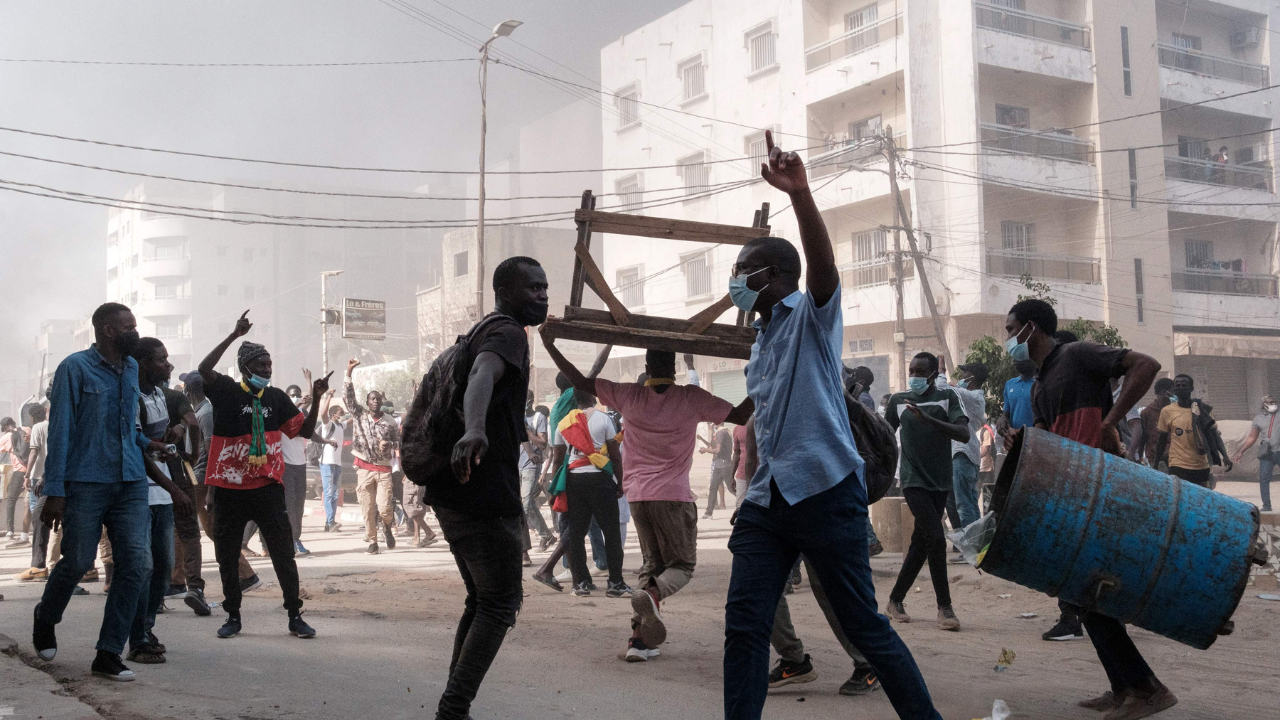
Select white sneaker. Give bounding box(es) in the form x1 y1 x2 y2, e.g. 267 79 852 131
625 644 661 663
554 569 573 583
591 566 609 578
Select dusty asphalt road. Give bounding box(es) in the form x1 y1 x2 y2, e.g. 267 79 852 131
0 480 1276 720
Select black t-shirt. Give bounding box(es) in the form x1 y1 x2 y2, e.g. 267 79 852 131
423 314 529 518
204 374 304 489
713 428 733 464
1032 341 1129 449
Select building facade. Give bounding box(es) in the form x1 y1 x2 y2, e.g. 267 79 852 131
108 181 452 385
601 0 1280 418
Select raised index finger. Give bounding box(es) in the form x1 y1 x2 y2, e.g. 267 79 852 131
764 128 775 153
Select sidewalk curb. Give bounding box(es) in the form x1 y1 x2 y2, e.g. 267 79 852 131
0 633 106 720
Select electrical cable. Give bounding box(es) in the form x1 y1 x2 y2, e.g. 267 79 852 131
0 57 473 68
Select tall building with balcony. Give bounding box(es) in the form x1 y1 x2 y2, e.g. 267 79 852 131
601 0 1280 418
108 181 451 383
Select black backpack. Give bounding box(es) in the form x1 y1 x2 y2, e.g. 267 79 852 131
844 390 899 504
402 314 516 486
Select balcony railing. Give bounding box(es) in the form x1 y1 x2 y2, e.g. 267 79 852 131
1164 155 1274 192
975 3 1091 50
987 249 1101 284
1173 268 1279 297
981 123 1095 164
805 14 903 73
841 256 914 290
809 133 903 179
1158 44 1270 86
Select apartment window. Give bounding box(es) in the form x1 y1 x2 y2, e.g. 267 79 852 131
453 250 469 277
1120 26 1132 97
130 253 139 269
844 4 880 55
108 231 118 247
615 84 640 129
150 239 187 260
107 267 119 282
1001 221 1035 252
156 319 184 339
991 0 1026 7
745 130 770 168
679 55 706 102
853 230 890 287
995 104 1030 129
682 251 712 298
1177 136 1209 160
217 284 229 297
678 152 710 196
1171 32 1201 51
1134 258 1145 324
1185 240 1214 269
617 267 645 306
746 22 777 74
615 174 643 209
1128 149 1139 208
243 247 254 261
216 245 228 257
1171 32 1203 72
244 285 255 300
155 283 179 300
849 115 883 142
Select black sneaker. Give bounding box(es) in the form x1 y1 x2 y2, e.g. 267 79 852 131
239 573 263 594
165 584 187 598
32 604 57 661
288 613 316 639
366 543 379 555
145 631 166 653
571 581 592 597
606 581 635 598
1042 617 1084 641
185 587 212 616
768 654 817 689
91 650 136 681
839 667 880 696
217 615 242 639
383 522 396 550
126 644 166 664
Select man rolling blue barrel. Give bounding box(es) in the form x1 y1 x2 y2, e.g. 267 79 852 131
1003 298 1175 720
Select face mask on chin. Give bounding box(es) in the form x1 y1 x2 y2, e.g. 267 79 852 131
247 374 271 391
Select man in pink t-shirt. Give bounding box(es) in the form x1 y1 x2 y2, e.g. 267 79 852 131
542 339 753 662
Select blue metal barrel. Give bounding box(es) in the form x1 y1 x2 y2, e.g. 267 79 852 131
981 427 1259 649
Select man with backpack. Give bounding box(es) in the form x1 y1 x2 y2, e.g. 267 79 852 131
403 256 548 720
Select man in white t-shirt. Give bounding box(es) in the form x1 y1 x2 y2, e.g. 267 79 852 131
520 391 554 552
282 384 311 555
315 392 347 533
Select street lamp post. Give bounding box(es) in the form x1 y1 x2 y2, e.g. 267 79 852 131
320 270 344 376
476 19 523 320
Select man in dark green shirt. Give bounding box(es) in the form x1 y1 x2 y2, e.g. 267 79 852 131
883 352 969 631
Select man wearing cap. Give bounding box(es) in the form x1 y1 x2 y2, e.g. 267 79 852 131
198 310 328 640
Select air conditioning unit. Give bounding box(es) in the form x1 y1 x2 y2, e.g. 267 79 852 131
1236 143 1270 165
1230 26 1261 50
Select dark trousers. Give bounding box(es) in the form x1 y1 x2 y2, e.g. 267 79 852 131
130 503 174 649
283 463 307 542
890 488 952 607
434 507 523 720
1169 465 1212 489
1075 604 1158 696
705 464 733 516
565 471 623 586
724 475 942 720
31 493 50 568
5 470 26 532
171 470 204 590
212 483 301 615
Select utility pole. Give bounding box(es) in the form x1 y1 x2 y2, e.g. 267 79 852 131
477 19 523 321
320 270 344 377
885 128 908 390
884 134 956 371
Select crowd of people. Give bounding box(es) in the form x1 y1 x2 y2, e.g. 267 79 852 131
7 129 1274 720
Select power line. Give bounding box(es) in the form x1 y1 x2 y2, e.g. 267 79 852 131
0 57 473 68
908 125 1280 159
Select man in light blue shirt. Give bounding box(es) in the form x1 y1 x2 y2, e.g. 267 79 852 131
722 131 941 720
33 303 159 682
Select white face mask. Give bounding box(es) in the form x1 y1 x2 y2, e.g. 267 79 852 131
1267 403 1278 414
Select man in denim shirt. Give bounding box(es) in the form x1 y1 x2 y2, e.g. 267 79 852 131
32 303 157 681
722 132 941 720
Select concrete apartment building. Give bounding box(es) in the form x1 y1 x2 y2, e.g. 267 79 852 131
108 181 451 383
600 0 1280 419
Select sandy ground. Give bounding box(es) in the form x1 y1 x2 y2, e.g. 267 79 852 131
0 476 1276 720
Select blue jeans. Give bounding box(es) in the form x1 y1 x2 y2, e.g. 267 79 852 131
320 464 342 524
1260 456 1275 510
724 474 941 720
37 479 151 655
951 454 980 528
130 503 174 649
